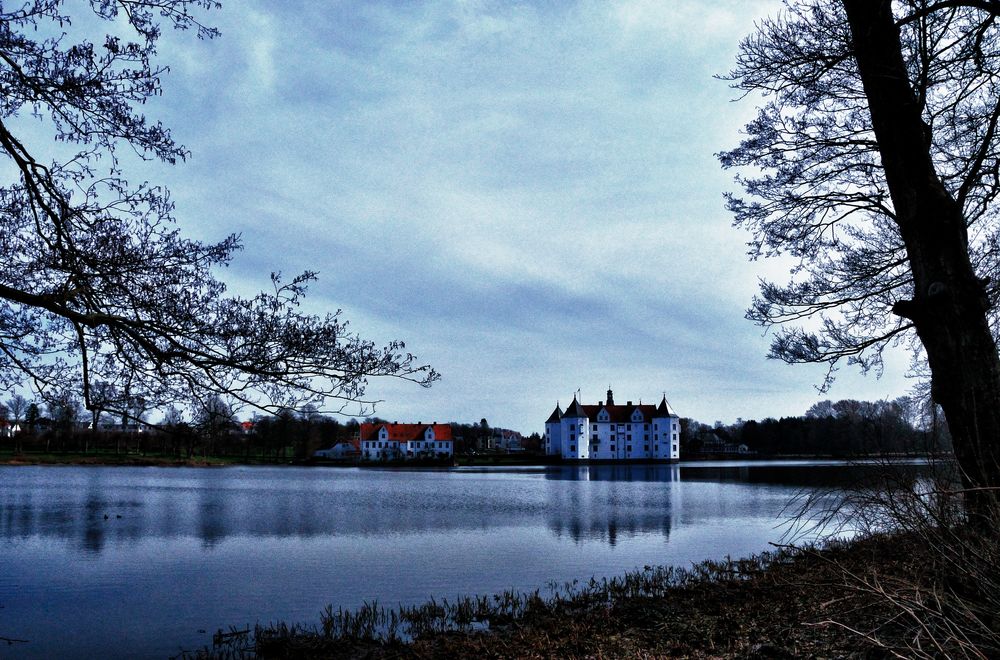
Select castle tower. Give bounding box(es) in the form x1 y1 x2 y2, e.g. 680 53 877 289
561 395 589 460
653 394 681 460
544 403 563 456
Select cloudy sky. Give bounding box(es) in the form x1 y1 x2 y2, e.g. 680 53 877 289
133 0 912 432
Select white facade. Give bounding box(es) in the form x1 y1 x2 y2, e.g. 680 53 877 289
545 390 680 461
359 423 454 461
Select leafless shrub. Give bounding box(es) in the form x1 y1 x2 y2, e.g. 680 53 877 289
791 456 1000 658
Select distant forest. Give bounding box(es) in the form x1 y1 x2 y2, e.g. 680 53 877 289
4 394 946 459
680 398 950 457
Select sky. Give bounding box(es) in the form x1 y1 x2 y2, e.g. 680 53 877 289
122 0 914 432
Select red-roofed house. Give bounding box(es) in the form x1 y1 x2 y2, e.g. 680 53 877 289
358 422 454 461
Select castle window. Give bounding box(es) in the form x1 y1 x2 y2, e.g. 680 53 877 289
673 444 678 452
570 445 576 452
627 445 632 452
644 424 649 430
592 424 598 430
610 445 616 452
627 424 632 431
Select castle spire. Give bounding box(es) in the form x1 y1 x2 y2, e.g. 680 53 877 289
606 387 614 406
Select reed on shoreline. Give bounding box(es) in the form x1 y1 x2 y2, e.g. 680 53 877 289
184 534 925 659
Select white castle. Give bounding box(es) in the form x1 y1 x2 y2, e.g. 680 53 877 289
545 389 680 461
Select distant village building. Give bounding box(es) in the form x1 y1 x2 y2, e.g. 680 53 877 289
544 389 680 461
492 428 523 452
698 433 752 456
472 433 495 452
314 442 360 461
358 422 454 461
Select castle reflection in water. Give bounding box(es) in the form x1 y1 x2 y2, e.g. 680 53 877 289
544 465 679 546
0 462 890 555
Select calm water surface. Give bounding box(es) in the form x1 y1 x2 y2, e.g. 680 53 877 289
0 461 867 658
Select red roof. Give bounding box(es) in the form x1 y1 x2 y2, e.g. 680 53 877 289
564 401 662 423
359 423 453 443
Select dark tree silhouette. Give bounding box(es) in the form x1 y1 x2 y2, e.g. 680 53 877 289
0 2 436 420
722 0 1000 515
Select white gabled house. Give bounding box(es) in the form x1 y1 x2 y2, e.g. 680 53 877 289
545 389 680 461
313 442 360 460
358 422 454 461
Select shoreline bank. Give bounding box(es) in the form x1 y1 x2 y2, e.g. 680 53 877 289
194 532 933 659
0 450 940 468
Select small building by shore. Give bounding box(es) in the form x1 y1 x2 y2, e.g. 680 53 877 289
313 442 360 461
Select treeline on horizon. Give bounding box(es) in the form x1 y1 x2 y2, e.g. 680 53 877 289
0 395 540 460
2 392 946 459
680 397 951 457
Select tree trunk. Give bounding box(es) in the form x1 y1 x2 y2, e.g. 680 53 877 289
843 0 1000 518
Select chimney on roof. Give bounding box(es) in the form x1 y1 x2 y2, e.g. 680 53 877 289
627 401 633 406
606 388 614 405
418 421 422 425
599 401 603 406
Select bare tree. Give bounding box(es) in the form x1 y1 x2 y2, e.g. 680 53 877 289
193 394 236 457
6 394 27 453
0 2 436 427
722 0 1000 516
43 390 80 452
159 404 186 455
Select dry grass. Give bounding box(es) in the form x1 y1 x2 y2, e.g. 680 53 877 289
187 533 946 659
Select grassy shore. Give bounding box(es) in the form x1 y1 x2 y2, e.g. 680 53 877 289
0 451 275 467
193 532 953 659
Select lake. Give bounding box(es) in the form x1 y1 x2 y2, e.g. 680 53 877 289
0 461 875 658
